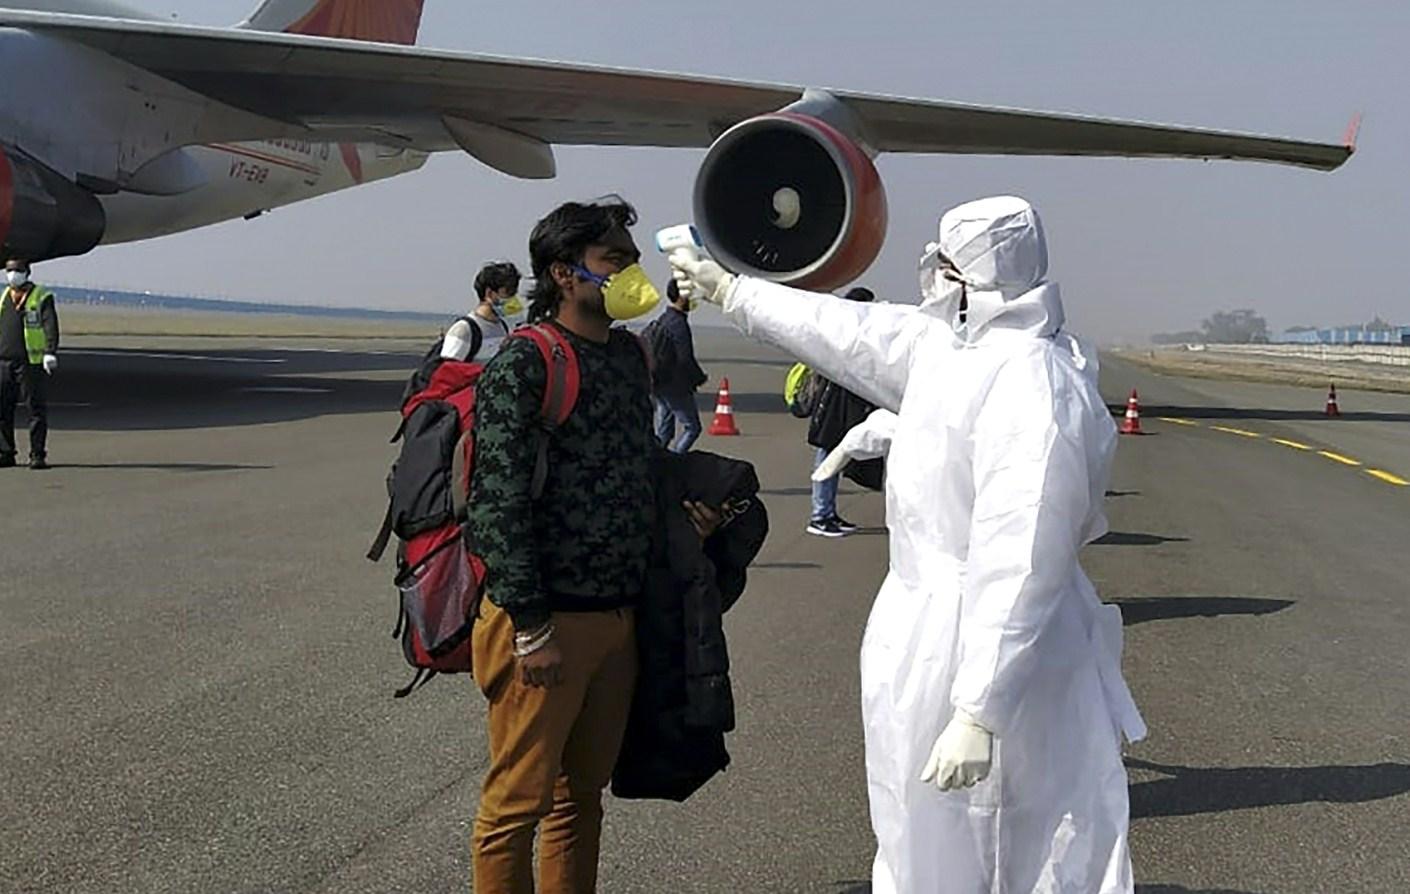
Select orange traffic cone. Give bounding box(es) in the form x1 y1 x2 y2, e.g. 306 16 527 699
1325 383 1341 418
708 377 740 436
1120 389 1144 435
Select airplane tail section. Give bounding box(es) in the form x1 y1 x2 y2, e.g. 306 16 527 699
239 0 425 45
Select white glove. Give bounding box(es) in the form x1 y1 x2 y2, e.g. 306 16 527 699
812 409 898 482
669 256 735 307
42 354 58 375
920 709 993 791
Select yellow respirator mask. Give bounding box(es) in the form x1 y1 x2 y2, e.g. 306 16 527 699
574 263 661 321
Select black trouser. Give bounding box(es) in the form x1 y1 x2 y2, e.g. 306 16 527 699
0 359 48 460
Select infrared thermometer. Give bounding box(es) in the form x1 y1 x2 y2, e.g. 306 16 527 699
655 224 706 299
655 223 703 265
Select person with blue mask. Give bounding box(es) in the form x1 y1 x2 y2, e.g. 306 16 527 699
469 197 724 894
441 261 522 361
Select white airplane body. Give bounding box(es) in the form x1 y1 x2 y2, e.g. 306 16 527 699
0 0 1354 289
98 139 425 243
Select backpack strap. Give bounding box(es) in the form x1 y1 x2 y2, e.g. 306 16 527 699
366 501 395 561
393 668 437 699
518 323 580 427
450 430 473 521
463 314 484 363
512 324 581 500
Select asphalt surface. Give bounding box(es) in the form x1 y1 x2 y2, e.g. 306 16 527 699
1 331 1406 893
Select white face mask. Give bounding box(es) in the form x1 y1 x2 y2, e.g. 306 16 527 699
5 270 28 288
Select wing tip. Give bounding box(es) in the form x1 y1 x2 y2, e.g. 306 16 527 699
1342 112 1362 153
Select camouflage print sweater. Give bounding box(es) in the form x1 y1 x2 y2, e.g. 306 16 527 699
467 323 656 631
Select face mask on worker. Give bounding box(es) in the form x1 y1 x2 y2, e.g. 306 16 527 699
497 295 524 317
5 270 28 288
574 262 661 321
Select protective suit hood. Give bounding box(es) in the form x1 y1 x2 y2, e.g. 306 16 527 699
919 196 1064 344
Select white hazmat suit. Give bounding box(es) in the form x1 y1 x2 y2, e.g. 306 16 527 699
676 196 1145 893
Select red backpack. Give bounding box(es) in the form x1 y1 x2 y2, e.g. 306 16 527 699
367 324 581 697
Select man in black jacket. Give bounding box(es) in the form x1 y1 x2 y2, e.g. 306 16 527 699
806 287 877 537
0 259 60 470
650 280 709 454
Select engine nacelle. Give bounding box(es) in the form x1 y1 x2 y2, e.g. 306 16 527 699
693 112 887 290
0 149 105 262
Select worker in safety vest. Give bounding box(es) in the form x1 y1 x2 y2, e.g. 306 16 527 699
0 259 60 470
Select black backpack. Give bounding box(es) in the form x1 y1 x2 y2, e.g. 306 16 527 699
399 315 484 409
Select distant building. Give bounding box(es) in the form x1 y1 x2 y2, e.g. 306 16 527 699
1275 325 1410 346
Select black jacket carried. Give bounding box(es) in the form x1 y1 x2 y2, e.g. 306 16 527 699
612 449 768 802
807 378 884 491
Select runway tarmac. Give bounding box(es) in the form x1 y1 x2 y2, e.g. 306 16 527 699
1 330 1406 893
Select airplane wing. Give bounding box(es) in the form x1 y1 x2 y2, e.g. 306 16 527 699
0 9 1355 174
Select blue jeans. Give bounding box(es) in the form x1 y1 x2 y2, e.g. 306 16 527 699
811 446 838 521
654 390 702 454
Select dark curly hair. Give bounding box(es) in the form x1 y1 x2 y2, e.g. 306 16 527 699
474 262 521 300
526 197 638 323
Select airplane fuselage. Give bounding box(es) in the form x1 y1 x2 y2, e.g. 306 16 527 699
97 140 428 244
0 1 427 255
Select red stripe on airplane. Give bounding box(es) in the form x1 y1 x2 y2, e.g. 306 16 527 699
209 144 322 175
339 144 364 184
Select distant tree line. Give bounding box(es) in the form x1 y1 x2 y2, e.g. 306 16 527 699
1152 308 1270 345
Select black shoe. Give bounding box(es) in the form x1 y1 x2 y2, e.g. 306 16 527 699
28 456 48 470
806 518 848 538
831 515 859 533
0 454 15 469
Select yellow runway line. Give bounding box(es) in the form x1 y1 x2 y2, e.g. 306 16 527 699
1319 451 1362 467
1158 417 1199 427
1270 438 1312 451
1211 426 1262 438
1367 470 1410 486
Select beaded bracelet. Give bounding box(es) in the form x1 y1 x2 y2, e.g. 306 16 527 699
513 623 556 657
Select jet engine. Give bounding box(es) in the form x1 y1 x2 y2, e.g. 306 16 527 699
693 109 887 290
0 149 106 262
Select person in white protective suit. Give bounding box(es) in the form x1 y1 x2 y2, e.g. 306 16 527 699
671 196 1146 894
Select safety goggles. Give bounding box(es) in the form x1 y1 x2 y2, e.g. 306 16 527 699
918 241 960 275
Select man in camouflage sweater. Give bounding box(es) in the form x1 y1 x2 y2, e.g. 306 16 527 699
467 198 720 893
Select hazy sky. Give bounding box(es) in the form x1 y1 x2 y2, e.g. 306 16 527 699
37 0 1410 343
